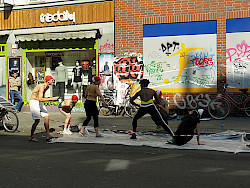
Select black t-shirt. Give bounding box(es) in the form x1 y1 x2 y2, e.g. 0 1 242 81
72 67 83 82
175 115 200 135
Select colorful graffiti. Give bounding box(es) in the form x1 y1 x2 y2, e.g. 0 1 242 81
173 93 211 109
226 40 250 62
145 61 170 81
114 57 144 80
168 43 203 82
226 40 250 88
161 41 180 56
99 41 114 53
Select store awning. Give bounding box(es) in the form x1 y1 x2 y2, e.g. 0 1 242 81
15 30 97 42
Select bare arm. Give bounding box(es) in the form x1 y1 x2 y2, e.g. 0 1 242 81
38 86 58 102
130 92 140 107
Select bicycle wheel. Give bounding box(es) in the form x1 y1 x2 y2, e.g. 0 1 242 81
2 110 19 132
208 97 230 120
99 98 115 116
124 99 138 118
244 98 250 117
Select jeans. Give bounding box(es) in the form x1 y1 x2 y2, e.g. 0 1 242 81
10 90 23 111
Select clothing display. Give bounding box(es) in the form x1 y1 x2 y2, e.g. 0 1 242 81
55 82 66 101
72 67 83 82
55 62 68 101
55 64 68 82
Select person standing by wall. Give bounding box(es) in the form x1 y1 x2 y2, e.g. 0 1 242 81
9 71 23 113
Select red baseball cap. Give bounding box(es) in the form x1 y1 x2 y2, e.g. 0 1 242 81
45 75 54 82
92 76 101 82
72 95 78 101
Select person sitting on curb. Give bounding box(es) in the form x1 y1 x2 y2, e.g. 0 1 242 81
58 95 78 135
167 110 204 146
79 76 108 137
130 79 174 139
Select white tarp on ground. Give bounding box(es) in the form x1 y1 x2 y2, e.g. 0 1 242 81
51 128 250 154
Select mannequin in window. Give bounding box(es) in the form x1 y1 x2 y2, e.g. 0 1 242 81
71 60 83 96
55 61 68 101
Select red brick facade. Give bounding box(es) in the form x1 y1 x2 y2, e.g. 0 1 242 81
114 0 250 110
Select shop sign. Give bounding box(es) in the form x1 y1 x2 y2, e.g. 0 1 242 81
45 52 64 57
40 10 76 23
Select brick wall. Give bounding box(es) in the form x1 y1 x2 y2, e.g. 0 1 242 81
114 0 250 110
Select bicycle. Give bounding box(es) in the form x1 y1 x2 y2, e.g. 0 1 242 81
0 107 19 132
99 84 140 117
208 84 250 119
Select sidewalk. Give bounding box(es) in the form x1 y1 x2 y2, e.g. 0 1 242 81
1 111 249 136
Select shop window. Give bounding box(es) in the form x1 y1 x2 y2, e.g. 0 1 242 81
26 50 96 102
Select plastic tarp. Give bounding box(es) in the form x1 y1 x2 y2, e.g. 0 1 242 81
51 128 250 154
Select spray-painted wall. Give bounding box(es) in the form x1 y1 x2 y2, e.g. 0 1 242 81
143 21 217 92
226 18 250 89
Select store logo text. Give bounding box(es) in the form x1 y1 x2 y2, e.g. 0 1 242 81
40 10 75 23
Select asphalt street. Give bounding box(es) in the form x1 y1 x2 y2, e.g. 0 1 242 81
0 134 249 188
0 112 249 187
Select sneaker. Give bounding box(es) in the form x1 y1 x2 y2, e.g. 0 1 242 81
79 131 85 137
96 135 103 138
130 133 137 139
84 128 89 135
62 130 69 135
67 129 73 135
156 126 161 132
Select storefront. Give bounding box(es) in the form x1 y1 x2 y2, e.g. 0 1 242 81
0 1 114 110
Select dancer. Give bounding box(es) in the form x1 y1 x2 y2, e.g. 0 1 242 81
79 76 108 137
130 79 174 139
168 110 203 146
58 95 78 135
154 90 169 131
29 75 59 142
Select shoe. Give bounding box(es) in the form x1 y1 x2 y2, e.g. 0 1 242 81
96 135 103 138
156 126 161 132
130 133 137 139
79 131 85 137
67 129 73 135
62 130 69 135
46 137 57 142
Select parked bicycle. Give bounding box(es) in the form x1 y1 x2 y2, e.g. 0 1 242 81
98 83 140 118
0 107 19 132
208 84 250 119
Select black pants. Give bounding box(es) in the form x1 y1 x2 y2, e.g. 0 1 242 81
132 104 174 135
82 100 99 128
55 82 65 101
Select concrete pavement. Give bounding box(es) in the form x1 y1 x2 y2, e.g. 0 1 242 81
1 111 249 136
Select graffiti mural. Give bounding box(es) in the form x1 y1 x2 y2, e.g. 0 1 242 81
143 21 217 91
226 18 250 88
113 57 144 81
173 93 211 109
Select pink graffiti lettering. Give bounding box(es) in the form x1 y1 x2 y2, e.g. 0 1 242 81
99 43 114 53
190 57 214 67
226 40 250 62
